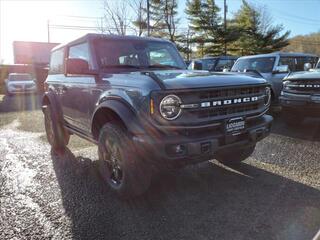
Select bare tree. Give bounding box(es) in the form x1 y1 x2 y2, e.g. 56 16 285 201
100 0 131 35
130 0 147 36
162 0 179 42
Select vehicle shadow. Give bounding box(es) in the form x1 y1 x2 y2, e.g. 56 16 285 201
270 113 320 142
0 94 41 113
51 148 320 240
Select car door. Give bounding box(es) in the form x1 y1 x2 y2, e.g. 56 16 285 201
60 41 95 133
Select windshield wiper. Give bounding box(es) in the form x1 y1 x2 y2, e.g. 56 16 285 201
146 64 183 70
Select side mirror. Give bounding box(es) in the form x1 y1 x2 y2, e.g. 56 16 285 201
192 61 203 70
273 65 289 74
304 63 312 71
65 58 90 75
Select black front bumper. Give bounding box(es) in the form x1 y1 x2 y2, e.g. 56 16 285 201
133 115 273 167
280 91 320 116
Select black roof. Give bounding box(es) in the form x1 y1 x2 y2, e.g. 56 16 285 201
52 33 171 52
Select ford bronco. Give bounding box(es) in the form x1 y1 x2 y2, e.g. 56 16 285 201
231 52 319 106
42 34 273 198
281 68 320 125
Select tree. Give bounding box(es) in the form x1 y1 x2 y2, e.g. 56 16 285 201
148 0 180 42
283 32 320 55
233 0 290 55
185 0 235 56
130 0 148 36
100 0 131 35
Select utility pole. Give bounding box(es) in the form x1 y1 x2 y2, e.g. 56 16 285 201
147 0 150 36
224 0 227 55
47 20 50 43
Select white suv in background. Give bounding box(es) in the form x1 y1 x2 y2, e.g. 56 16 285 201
5 73 37 96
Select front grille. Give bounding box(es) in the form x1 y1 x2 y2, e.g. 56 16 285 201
199 86 262 100
152 85 268 126
287 80 320 93
190 86 266 120
198 103 260 119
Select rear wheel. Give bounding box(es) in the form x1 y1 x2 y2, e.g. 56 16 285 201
44 104 70 151
98 123 151 198
216 145 256 166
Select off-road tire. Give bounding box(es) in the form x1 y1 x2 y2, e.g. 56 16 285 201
216 145 256 166
98 123 151 198
43 104 70 151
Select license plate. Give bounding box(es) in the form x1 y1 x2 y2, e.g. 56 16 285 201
226 117 245 135
311 95 320 103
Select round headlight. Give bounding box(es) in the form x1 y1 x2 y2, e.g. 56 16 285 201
283 81 290 90
159 95 182 120
264 87 271 106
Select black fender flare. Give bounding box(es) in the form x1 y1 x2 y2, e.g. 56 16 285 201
91 99 145 137
41 91 64 121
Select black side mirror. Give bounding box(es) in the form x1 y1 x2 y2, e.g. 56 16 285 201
65 58 91 75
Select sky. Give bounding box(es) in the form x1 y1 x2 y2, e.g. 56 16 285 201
0 0 320 63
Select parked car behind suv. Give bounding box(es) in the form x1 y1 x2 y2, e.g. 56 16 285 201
231 52 319 106
280 68 320 125
5 73 37 95
42 34 273 198
188 56 238 72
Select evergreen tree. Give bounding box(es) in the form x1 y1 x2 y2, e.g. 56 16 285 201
148 0 180 42
185 0 238 56
233 0 290 55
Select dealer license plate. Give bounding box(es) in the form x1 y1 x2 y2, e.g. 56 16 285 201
226 117 246 135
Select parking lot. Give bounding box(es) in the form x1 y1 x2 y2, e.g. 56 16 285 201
0 94 319 240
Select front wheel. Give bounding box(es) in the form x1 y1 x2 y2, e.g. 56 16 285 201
216 145 256 166
97 123 151 198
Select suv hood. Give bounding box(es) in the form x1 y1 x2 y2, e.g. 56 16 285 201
152 70 267 89
7 80 35 86
285 69 320 81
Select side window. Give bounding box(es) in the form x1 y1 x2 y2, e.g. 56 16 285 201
279 57 296 71
49 49 64 74
68 42 92 68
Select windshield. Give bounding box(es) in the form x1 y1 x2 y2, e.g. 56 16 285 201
232 57 275 73
201 59 217 71
8 74 33 81
94 39 186 70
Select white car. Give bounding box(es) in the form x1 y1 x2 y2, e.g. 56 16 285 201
5 73 37 95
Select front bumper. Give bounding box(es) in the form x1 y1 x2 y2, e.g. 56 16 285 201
133 115 273 167
280 91 320 116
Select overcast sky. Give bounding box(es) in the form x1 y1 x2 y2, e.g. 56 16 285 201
1 0 320 63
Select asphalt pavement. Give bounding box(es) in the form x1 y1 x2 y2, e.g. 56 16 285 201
0 94 319 240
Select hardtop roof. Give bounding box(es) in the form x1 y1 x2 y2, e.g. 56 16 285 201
238 51 318 59
51 33 171 52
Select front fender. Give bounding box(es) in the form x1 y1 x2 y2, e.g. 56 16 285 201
42 91 62 114
91 99 145 135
